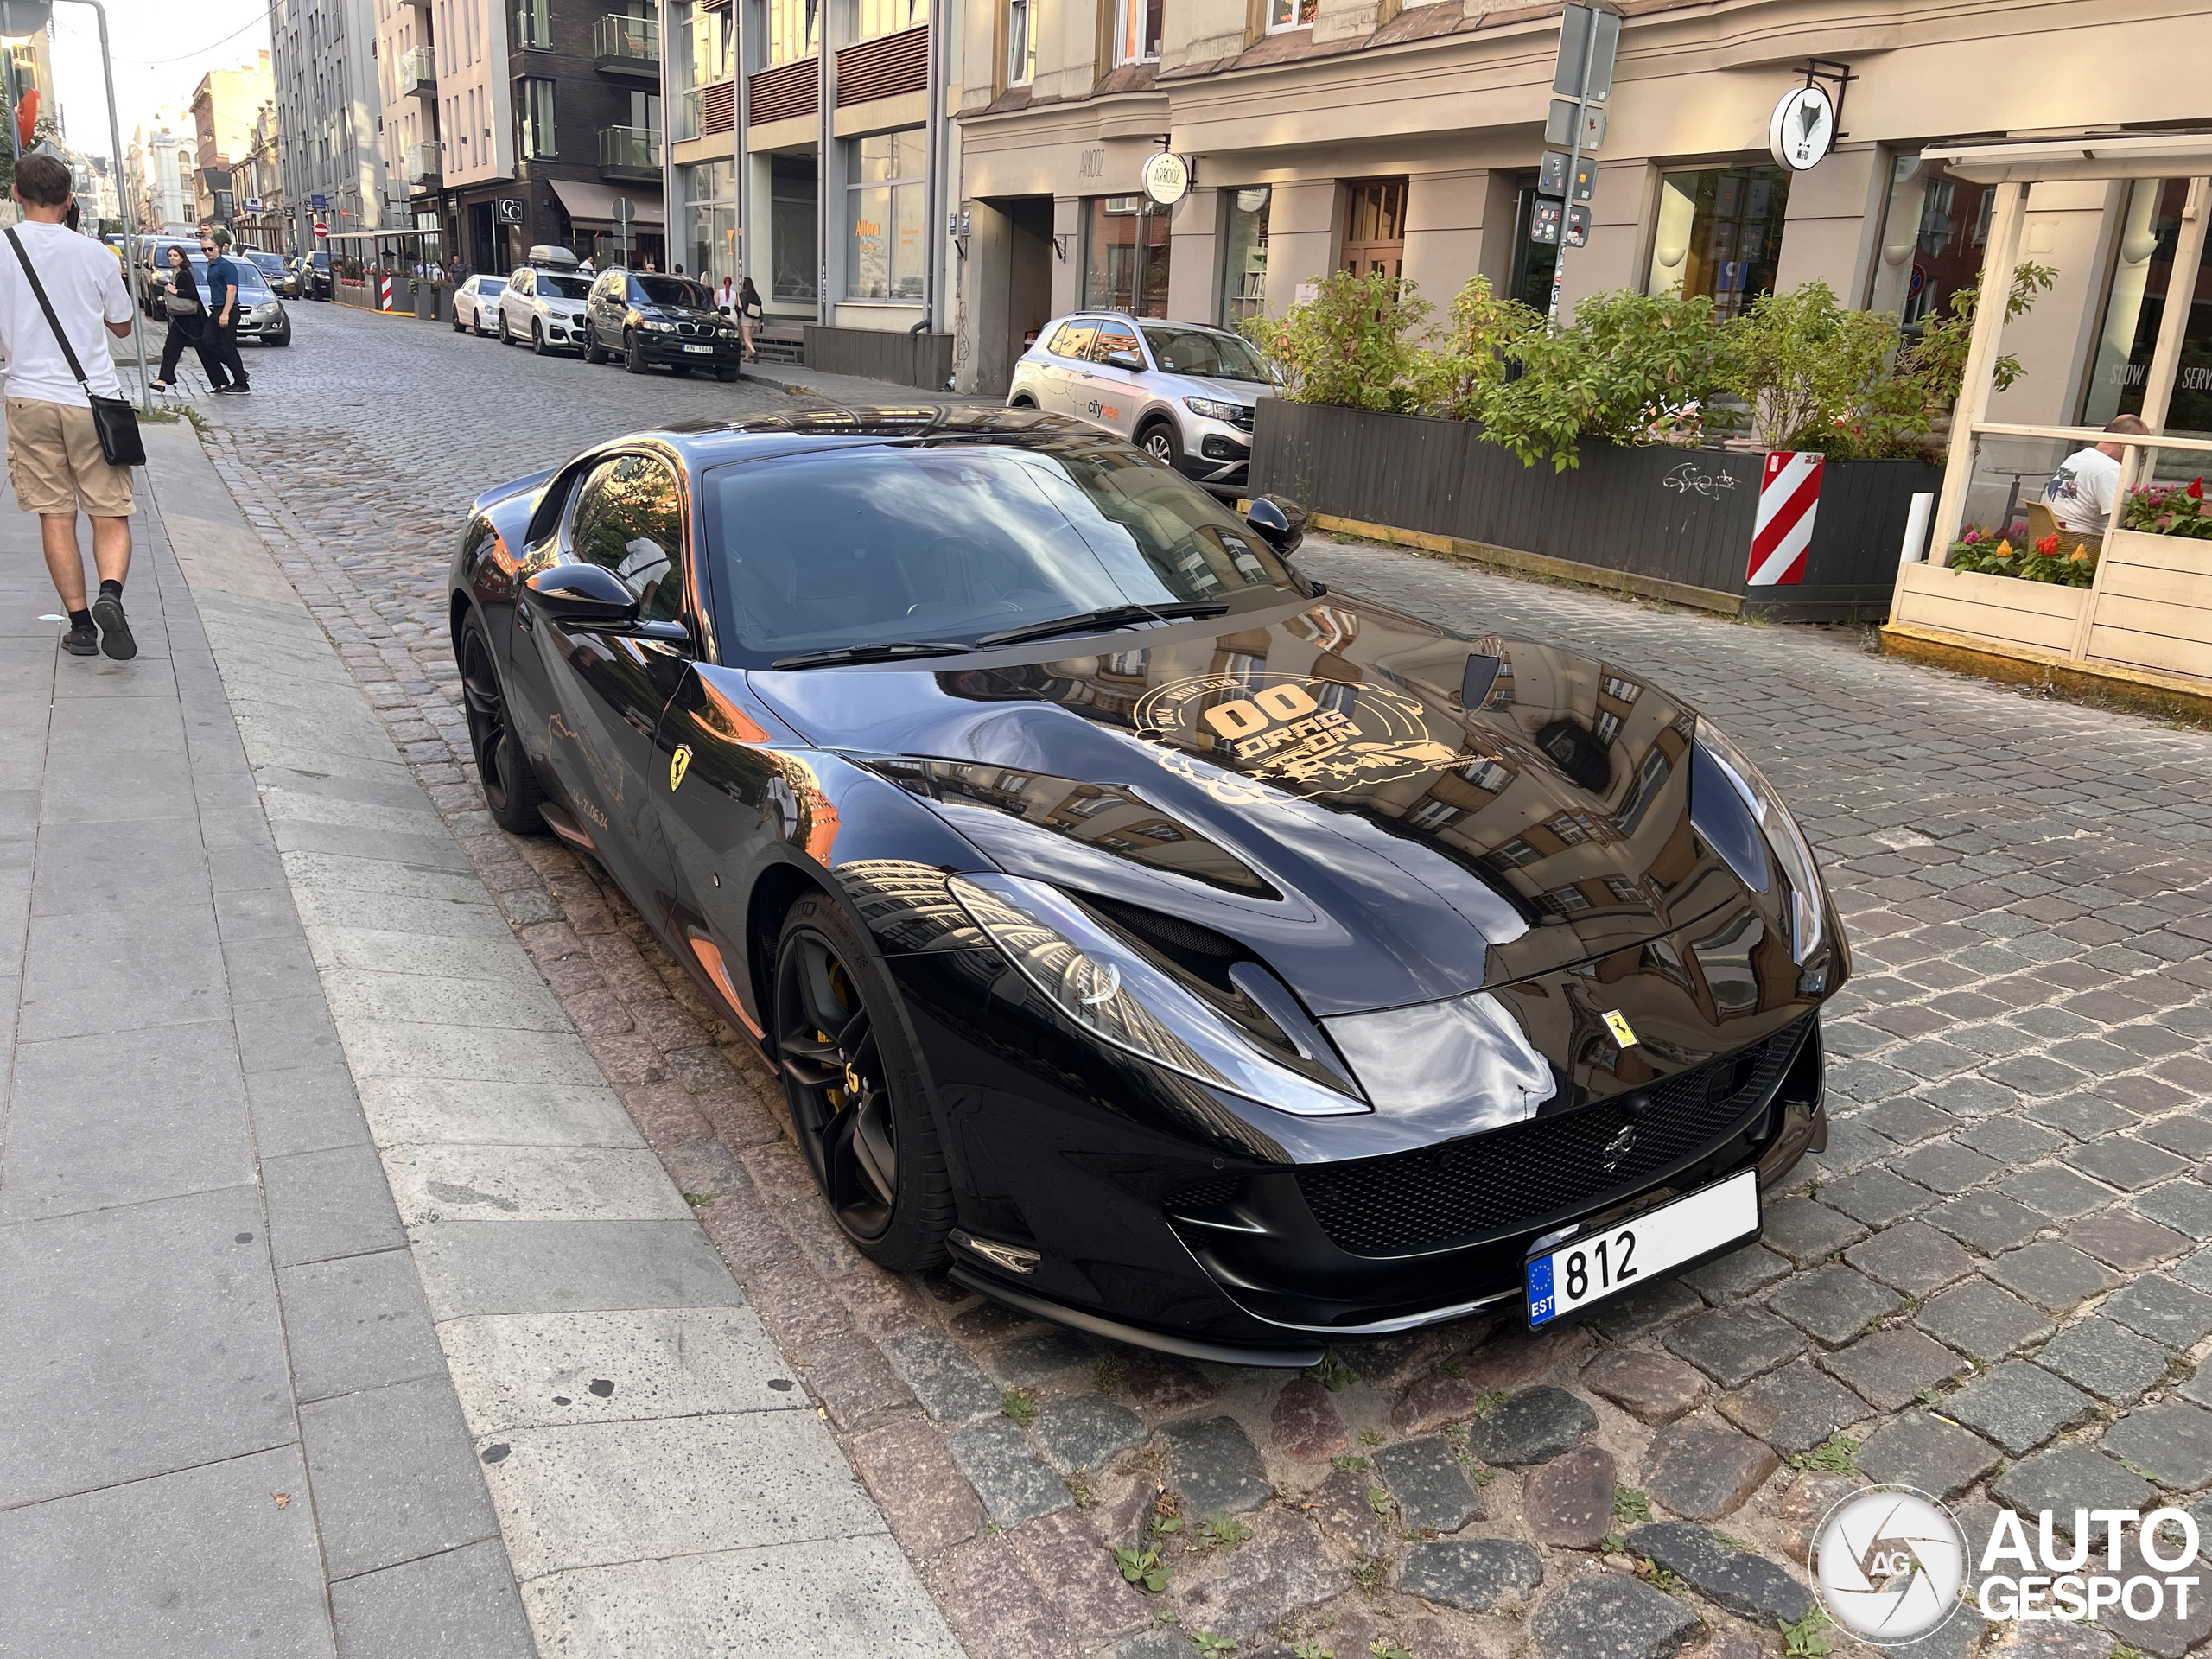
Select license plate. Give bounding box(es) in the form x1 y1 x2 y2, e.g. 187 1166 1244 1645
1526 1170 1759 1327
682 343 714 354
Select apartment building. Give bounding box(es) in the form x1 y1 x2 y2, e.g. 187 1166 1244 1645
237 103 288 250
189 53 276 229
270 0 391 248
945 0 2212 435
128 117 196 233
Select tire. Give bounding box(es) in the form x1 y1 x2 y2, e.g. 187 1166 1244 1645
624 332 648 375
456 613 549 835
1138 419 1183 471
1008 394 1037 409
472 314 486 338
772 893 954 1271
531 320 551 356
497 313 512 345
451 313 464 332
716 366 738 383
268 331 290 347
582 327 607 365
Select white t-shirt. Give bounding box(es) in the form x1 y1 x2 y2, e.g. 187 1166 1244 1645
2042 445 2121 535
0 219 131 407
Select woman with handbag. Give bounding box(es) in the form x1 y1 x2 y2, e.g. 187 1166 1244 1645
738 275 763 362
148 245 226 393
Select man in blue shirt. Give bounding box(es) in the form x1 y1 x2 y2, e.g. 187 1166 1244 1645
200 227 250 394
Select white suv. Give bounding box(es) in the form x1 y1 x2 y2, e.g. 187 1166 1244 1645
498 255 594 355
1007 313 1277 495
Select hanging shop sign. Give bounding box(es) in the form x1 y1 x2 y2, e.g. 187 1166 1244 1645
1142 151 1192 208
1770 82 1838 171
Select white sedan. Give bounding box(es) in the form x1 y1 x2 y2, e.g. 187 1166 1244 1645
452 274 507 337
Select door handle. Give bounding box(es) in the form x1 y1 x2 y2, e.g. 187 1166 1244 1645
516 600 534 633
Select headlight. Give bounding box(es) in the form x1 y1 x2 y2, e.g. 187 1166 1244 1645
641 318 674 332
949 873 1367 1118
1185 397 1243 422
1691 718 1825 964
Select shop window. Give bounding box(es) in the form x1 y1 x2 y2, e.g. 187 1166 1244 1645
857 0 925 40
1340 178 1406 280
1005 0 1034 84
848 128 927 301
1646 164 1791 321
1115 0 1161 61
1219 185 1269 327
1268 0 1316 28
1082 195 1170 318
770 154 817 303
1866 153 1999 332
2082 177 2212 439
683 160 737 286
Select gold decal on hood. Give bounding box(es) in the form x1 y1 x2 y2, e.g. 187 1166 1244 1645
669 745 692 792
1602 1009 1638 1048
1136 672 1459 797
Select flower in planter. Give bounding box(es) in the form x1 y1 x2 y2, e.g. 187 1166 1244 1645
2034 532 2060 557
2190 478 2204 499
2069 543 2091 562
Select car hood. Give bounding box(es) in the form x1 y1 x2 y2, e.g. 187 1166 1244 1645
746 594 1754 1017
1173 373 1273 404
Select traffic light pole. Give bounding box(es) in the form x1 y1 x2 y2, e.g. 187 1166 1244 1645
1544 20 1597 334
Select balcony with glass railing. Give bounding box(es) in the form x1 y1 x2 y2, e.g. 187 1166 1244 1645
598 124 660 180
593 14 659 74
404 142 442 184
398 46 438 98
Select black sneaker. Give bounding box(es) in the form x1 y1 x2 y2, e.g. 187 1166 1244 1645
90 594 136 661
60 622 98 656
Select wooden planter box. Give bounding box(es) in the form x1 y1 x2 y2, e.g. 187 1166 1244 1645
2082 528 2212 681
1251 401 1941 621
1890 561 2089 653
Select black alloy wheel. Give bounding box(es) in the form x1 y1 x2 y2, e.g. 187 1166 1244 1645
582 326 607 365
1139 420 1182 470
532 320 552 356
497 313 512 345
624 331 648 374
451 310 464 333
772 894 953 1269
456 616 547 834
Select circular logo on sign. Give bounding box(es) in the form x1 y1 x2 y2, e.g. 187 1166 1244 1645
1135 673 1459 796
1770 84 1837 172
1142 151 1191 207
1810 1486 1967 1645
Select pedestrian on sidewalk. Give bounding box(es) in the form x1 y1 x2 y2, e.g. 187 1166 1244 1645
200 227 251 395
0 153 138 659
148 245 226 393
738 275 762 361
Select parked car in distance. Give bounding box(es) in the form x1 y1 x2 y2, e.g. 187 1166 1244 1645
580 269 741 378
498 248 593 355
296 251 333 301
453 274 507 336
187 255 292 346
136 236 203 317
1007 313 1277 496
245 250 300 298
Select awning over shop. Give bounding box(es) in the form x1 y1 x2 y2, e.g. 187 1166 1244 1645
1925 131 2212 184
550 179 665 228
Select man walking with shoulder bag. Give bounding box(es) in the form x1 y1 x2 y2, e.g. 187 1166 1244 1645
0 153 141 659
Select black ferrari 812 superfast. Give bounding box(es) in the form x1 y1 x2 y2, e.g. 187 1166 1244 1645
448 407 1843 1365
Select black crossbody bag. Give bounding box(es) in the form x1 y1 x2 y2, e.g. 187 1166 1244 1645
5 227 145 467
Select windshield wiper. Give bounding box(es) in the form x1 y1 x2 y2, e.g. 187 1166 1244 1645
769 641 974 671
976 601 1229 649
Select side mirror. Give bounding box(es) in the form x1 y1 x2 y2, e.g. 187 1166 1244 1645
525 563 639 631
1103 349 1142 372
1246 493 1308 556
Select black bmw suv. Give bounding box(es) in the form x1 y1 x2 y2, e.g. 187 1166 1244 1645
580 269 741 379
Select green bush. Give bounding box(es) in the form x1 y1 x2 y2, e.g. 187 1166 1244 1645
1246 268 1431 413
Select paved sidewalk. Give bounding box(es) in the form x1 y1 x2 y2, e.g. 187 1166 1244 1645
0 417 962 1657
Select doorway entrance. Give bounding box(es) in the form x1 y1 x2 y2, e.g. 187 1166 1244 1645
1341 178 1408 279
769 152 818 315
969 194 1052 394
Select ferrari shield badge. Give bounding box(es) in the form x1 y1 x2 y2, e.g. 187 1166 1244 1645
1135 673 1459 795
1602 1010 1639 1048
669 745 692 792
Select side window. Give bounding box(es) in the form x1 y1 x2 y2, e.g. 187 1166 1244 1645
569 455 689 625
1091 322 1141 365
1046 321 1096 360
511 270 531 296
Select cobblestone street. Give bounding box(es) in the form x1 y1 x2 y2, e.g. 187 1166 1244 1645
190 299 2212 1659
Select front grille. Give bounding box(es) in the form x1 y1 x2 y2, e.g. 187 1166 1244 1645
1296 1015 1811 1256
1166 1177 1240 1215
1228 406 1255 432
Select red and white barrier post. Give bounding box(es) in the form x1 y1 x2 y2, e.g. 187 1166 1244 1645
378 272 395 311
1746 450 1825 588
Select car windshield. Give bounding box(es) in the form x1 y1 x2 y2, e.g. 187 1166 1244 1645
311 253 330 268
703 438 1302 662
478 276 506 294
536 272 591 299
247 252 283 270
193 257 273 299
630 275 705 308
1139 326 1272 384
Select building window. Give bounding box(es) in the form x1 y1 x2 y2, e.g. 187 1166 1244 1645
1005 0 1034 86
518 77 556 158
517 0 550 48
1083 195 1170 318
847 127 926 301
683 159 737 285
1268 0 1315 27
766 0 821 64
770 154 817 303
671 1 733 140
1866 153 1997 332
1114 0 1161 61
858 0 925 39
1646 164 1792 321
1405 798 1463 832
1340 178 1407 279
1219 185 1268 327
2081 177 2211 438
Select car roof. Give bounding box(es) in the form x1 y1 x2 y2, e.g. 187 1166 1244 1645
580 406 1128 472
1049 312 1237 336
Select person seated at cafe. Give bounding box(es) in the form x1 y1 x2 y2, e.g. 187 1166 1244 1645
2043 413 2149 536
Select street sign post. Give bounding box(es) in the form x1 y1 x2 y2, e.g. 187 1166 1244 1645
1543 0 1619 330
612 195 634 263
310 193 327 211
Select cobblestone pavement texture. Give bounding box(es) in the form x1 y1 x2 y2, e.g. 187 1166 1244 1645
188 302 2212 1659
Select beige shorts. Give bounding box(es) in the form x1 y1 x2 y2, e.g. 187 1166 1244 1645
6 397 135 518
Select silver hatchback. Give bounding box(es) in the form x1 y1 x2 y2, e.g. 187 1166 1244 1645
1007 313 1276 494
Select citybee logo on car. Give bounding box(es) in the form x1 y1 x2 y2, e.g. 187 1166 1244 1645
1135 673 1459 795
1808 1487 2203 1643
